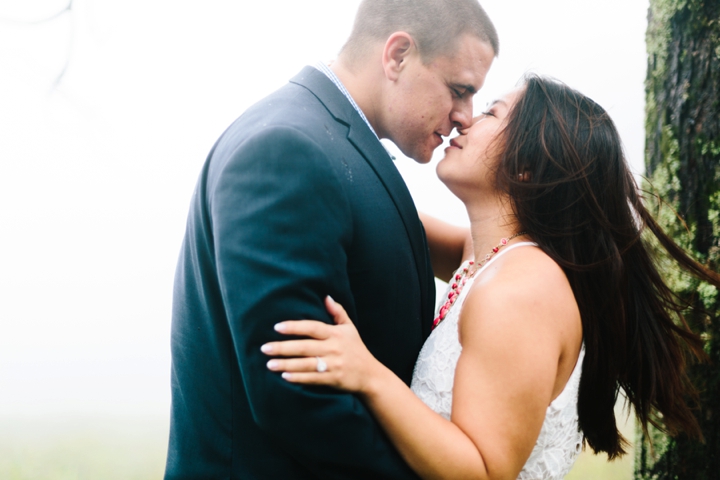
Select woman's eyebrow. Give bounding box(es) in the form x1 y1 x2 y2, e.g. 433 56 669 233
486 99 508 108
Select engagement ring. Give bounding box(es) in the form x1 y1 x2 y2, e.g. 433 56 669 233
315 356 328 373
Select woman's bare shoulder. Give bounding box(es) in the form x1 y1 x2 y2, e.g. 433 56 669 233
460 244 580 347
473 244 571 299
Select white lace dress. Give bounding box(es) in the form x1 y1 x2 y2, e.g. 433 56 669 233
410 242 585 479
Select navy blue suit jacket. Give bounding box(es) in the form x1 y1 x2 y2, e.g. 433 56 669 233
166 66 436 479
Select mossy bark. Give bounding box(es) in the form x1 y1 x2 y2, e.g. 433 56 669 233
636 0 720 478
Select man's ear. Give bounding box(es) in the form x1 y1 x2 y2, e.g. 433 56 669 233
382 32 415 81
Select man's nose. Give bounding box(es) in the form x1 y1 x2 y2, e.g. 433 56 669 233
450 100 473 130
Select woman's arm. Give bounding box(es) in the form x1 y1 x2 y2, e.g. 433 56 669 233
448 253 582 478
263 251 581 480
264 297 489 478
419 212 471 282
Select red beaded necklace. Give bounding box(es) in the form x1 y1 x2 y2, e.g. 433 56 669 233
432 232 527 330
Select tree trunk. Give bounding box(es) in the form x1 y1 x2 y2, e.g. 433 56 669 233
636 0 720 478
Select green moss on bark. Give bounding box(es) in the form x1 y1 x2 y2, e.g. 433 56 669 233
636 0 720 478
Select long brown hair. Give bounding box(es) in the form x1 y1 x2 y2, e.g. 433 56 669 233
498 74 720 458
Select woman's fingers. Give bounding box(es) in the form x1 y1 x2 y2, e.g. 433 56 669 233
271 298 353 333
266 356 340 388
261 338 327 357
280 372 335 385
261 297 371 393
266 356 320 373
325 296 351 325
274 319 331 338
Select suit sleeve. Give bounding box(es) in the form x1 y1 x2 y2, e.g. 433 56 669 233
210 126 419 479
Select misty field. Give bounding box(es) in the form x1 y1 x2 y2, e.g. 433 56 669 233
1 407 633 479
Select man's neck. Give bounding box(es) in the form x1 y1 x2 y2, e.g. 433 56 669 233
330 58 384 138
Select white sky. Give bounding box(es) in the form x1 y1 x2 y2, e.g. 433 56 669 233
0 0 649 416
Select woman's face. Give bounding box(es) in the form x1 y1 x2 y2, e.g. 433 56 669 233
436 87 523 198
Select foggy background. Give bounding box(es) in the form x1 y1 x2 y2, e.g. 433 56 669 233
0 0 647 477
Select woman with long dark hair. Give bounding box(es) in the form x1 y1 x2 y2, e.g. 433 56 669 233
260 75 720 479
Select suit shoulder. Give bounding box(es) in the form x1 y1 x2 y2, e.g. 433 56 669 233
216 85 341 157
241 81 335 130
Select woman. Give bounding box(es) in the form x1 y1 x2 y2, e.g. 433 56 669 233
260 75 720 479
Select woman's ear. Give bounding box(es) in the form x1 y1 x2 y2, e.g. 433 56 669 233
382 32 415 81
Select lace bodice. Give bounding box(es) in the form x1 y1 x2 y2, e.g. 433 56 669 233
410 243 584 479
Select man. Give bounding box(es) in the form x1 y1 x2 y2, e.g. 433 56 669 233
166 1 498 478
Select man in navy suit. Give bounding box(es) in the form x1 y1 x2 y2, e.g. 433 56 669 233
166 1 498 478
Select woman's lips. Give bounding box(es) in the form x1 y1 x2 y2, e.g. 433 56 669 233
449 139 462 149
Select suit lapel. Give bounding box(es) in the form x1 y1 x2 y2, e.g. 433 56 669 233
291 67 434 336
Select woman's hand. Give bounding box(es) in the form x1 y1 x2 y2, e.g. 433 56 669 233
261 296 384 395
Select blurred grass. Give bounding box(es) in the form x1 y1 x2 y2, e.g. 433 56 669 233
1 402 633 479
566 400 635 479
567 447 634 479
0 414 168 480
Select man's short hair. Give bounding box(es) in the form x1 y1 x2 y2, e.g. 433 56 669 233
342 0 499 63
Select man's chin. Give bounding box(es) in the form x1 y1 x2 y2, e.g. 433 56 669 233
413 156 433 165
408 149 433 164
394 142 433 164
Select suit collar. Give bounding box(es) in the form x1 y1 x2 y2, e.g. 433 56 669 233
290 66 435 336
290 66 356 129
312 62 379 139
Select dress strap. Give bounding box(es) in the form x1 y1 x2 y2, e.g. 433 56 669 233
550 344 585 409
474 241 539 277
